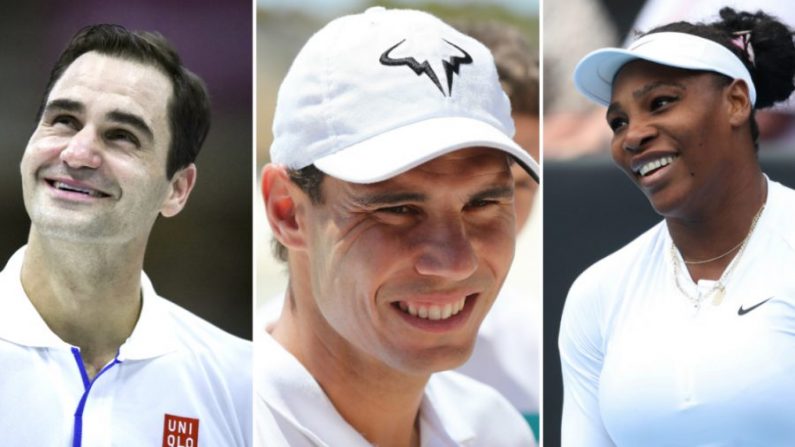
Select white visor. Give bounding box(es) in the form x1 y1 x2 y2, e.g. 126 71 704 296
573 32 756 106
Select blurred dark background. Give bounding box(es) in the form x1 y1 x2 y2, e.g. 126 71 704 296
0 0 252 339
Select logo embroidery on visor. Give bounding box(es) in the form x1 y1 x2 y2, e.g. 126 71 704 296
162 414 199 447
379 39 473 96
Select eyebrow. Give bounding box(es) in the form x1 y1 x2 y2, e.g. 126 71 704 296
44 98 84 115
43 98 154 144
632 80 686 99
353 184 514 208
470 185 514 202
107 110 154 144
606 80 687 117
353 192 428 207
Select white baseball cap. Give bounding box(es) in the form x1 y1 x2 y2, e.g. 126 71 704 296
270 7 539 184
573 31 756 107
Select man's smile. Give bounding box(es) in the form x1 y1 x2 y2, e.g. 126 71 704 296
44 177 112 200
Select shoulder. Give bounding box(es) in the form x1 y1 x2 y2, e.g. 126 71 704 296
768 180 795 248
427 371 535 445
158 297 252 365
566 220 667 312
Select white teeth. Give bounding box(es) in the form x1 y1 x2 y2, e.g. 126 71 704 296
638 155 676 176
54 181 99 197
397 296 468 321
441 303 453 320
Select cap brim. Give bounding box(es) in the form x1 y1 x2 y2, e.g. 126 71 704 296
313 116 540 184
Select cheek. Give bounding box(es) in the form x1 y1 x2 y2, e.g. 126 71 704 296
609 136 626 168
21 137 65 171
470 213 516 271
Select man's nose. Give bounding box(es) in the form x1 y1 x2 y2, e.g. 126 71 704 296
414 218 478 281
59 127 102 169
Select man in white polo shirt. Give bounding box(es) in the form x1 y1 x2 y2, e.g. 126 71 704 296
0 25 251 446
257 7 538 446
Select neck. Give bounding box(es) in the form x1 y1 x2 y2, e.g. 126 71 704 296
272 281 424 447
666 171 767 281
21 229 147 378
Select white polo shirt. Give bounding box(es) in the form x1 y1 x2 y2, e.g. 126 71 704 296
560 179 795 446
254 331 535 446
0 247 252 447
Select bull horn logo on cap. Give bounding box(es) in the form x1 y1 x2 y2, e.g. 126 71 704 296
379 39 473 96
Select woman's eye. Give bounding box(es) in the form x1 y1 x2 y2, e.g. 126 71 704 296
651 96 677 111
608 117 627 132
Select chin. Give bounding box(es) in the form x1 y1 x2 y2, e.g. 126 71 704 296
387 342 475 376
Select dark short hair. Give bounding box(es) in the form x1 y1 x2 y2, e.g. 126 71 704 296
36 24 211 179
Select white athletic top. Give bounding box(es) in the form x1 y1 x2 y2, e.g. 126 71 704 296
559 179 795 446
254 331 536 447
0 247 252 447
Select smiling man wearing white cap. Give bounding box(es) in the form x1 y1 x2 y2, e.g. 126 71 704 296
257 7 538 447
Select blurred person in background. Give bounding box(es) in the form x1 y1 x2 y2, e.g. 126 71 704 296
454 19 541 439
0 24 251 446
543 0 619 158
256 7 539 446
560 8 795 446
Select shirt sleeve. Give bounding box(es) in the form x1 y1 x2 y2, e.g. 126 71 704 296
558 267 617 447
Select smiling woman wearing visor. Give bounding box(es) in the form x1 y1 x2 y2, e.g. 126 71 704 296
559 8 795 446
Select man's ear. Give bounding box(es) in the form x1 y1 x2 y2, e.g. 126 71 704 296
161 163 197 218
261 164 307 252
726 79 753 127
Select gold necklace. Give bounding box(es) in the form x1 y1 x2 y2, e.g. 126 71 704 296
671 203 765 309
682 239 744 265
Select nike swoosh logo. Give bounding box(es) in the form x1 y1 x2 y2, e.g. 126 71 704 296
738 297 773 315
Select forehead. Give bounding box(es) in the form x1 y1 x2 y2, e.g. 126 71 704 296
612 60 699 96
48 52 172 130
342 147 513 192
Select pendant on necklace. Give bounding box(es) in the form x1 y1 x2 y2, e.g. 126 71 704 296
711 285 725 306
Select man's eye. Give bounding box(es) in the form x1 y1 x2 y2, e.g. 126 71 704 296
466 199 499 210
52 115 80 130
377 205 414 215
106 129 140 147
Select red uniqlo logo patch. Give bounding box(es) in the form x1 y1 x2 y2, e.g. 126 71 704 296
162 414 199 447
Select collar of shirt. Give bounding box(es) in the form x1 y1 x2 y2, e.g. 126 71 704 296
0 245 180 360
255 331 475 446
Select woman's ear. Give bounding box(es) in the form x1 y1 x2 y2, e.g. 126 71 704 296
261 164 307 252
726 79 753 127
